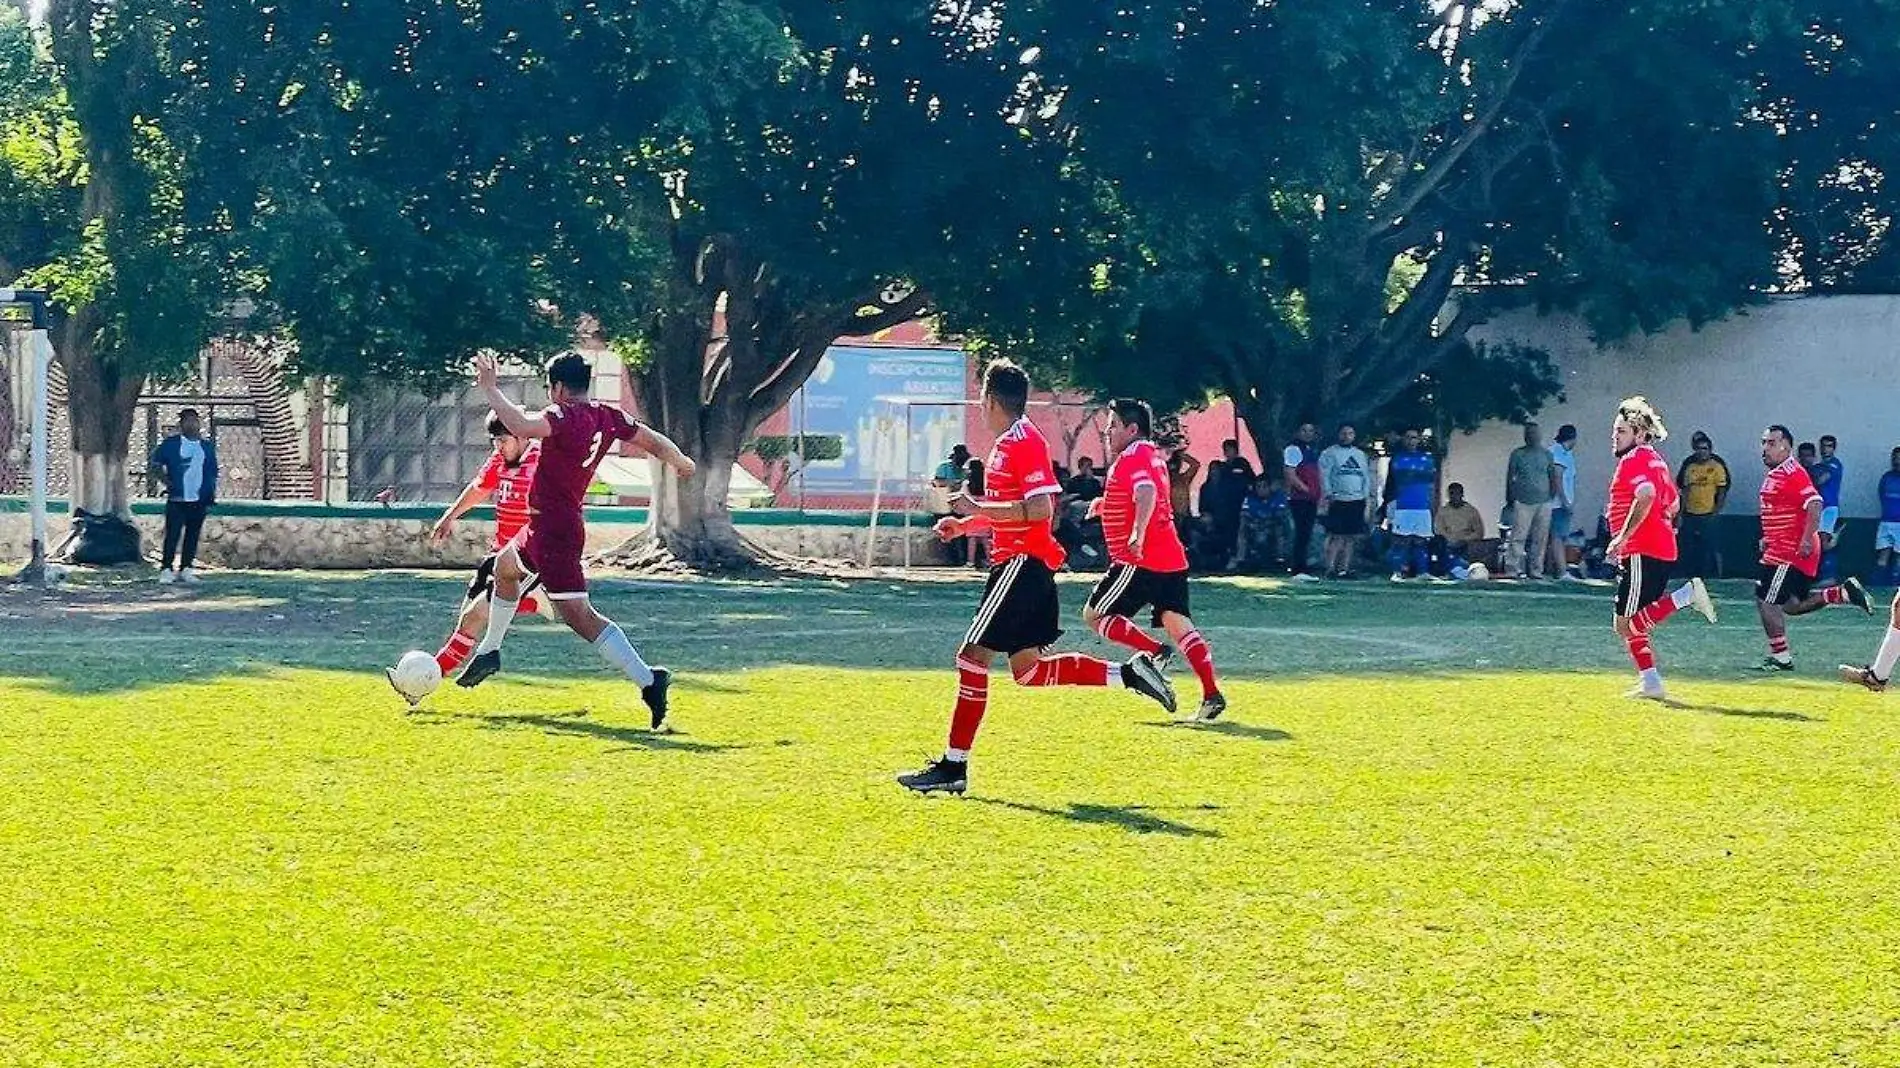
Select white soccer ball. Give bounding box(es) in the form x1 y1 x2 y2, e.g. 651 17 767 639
390 650 443 703
1465 562 1491 582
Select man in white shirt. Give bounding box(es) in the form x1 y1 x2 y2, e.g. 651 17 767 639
150 408 219 585
1318 424 1371 578
1547 424 1580 580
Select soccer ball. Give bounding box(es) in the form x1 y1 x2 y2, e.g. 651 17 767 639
1465 562 1491 582
389 650 443 704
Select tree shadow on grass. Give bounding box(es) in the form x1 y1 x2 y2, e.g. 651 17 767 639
451 710 753 753
970 798 1222 838
1135 720 1293 742
1666 700 1820 723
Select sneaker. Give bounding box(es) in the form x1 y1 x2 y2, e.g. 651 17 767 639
157 569 177 585
898 757 968 795
1844 577 1873 615
1290 573 1322 584
385 666 422 709
1753 656 1795 674
1687 578 1718 624
456 649 502 688
179 568 201 585
642 667 672 730
1389 572 1407 583
1192 692 1228 723
1122 653 1177 716
1839 664 1889 693
1624 683 1670 702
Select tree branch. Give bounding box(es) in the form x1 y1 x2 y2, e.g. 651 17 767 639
1340 302 1485 425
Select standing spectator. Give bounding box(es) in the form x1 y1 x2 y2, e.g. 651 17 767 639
1547 424 1581 580
1434 482 1486 576
1504 421 1560 579
1209 438 1255 567
1281 422 1322 580
1817 434 1845 581
1382 427 1436 580
150 407 219 585
1876 447 1900 586
1167 445 1202 548
930 444 971 565
1319 424 1371 578
1675 431 1731 579
964 457 987 568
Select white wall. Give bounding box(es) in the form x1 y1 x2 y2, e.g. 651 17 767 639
1443 295 1900 532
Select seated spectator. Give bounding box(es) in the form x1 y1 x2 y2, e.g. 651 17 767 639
1235 477 1292 574
1065 456 1104 502
930 444 971 565
1433 482 1486 573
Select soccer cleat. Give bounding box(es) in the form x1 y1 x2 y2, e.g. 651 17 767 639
898 757 968 795
1844 577 1873 615
157 569 177 585
1153 644 1177 672
385 667 422 709
179 568 201 585
1192 692 1229 723
1623 683 1670 703
1752 656 1795 674
1122 652 1178 715
1687 578 1718 624
1389 572 1407 583
642 667 672 730
456 649 502 688
1839 664 1889 693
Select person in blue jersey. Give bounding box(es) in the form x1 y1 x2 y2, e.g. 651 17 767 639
1816 434 1846 581
1382 428 1438 581
1875 447 1900 587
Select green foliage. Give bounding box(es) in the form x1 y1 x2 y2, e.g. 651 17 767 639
747 434 844 465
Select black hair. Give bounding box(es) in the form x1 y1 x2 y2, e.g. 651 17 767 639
547 352 592 395
981 358 1030 417
178 407 200 420
486 412 510 437
1109 398 1153 438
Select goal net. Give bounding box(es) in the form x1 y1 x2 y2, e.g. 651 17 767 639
1 288 55 584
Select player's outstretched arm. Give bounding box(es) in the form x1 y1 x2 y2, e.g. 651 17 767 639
632 424 698 479
433 481 493 541
474 354 554 438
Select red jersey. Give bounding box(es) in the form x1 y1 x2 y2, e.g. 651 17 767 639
474 441 540 549
1606 444 1678 561
981 417 1066 570
1760 457 1822 576
529 401 644 536
1101 439 1189 572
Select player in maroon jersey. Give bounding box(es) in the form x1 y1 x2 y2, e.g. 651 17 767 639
1082 398 1225 723
1603 397 1717 702
456 353 697 729
897 360 1174 795
385 414 544 706
1752 424 1870 672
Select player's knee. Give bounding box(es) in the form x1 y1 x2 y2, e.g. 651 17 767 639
1612 616 1633 639
1081 605 1103 629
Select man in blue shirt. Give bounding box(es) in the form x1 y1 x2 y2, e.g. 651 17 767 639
149 408 219 585
1816 435 1845 581
1382 428 1437 581
1876 447 1900 586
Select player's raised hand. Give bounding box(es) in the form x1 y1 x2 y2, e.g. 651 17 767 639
474 352 500 391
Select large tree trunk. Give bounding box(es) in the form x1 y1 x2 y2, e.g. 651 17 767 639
56 314 143 521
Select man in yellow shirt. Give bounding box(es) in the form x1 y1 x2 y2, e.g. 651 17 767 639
1676 431 1731 578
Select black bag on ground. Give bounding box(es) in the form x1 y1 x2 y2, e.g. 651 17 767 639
66 508 142 566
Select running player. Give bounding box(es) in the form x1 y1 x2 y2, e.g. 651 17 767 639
386 414 544 705
897 360 1174 796
1603 397 1717 702
1753 424 1869 672
1082 398 1226 723
1840 592 1900 693
457 352 698 729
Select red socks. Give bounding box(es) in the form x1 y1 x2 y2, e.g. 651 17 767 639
1178 630 1219 699
1823 586 1849 606
1625 632 1656 672
947 655 990 752
1769 635 1791 658
436 631 477 674
1012 653 1113 687
1094 614 1164 656
1630 597 1679 636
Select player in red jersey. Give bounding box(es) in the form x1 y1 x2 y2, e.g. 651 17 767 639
386 413 544 705
1603 397 1717 702
897 360 1175 795
456 353 697 729
1752 424 1870 672
1082 398 1225 723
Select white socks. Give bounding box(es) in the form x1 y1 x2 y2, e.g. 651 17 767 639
1874 627 1900 681
593 623 656 688
1639 668 1663 691
944 747 971 763
475 596 520 656
1671 584 1695 609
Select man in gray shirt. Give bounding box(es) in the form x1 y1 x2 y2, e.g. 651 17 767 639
1504 421 1561 579
1319 424 1371 578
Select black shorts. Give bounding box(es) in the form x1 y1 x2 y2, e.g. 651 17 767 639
1756 562 1815 607
1086 563 1191 627
1325 503 1368 536
1614 554 1673 616
465 551 544 607
965 555 1063 655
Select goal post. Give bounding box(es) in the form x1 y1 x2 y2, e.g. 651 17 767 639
1 288 54 586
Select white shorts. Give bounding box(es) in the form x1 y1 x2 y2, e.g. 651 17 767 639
1878 522 1900 552
1391 509 1433 539
1821 507 1841 537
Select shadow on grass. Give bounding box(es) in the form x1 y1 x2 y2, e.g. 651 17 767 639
1135 720 1293 742
971 798 1222 838
458 711 751 753
1669 700 1820 723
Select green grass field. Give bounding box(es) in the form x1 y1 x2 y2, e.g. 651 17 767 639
3 567 1898 1066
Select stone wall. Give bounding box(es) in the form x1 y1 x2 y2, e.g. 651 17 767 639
0 509 947 570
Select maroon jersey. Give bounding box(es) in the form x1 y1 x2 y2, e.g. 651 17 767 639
529 401 643 533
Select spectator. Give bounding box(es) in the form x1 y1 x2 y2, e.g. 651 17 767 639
1167 445 1202 547
1235 476 1292 574
1878 447 1900 586
1504 421 1560 579
1817 434 1845 581
1281 422 1322 580
1065 456 1104 502
1434 481 1486 576
1381 427 1436 581
150 407 219 585
930 444 971 564
964 457 987 568
1675 431 1730 579
1058 456 1105 565
1319 423 1371 578
1547 424 1581 580
1208 438 1254 566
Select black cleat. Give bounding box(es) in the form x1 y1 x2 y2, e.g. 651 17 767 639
1839 664 1889 693
1752 656 1795 674
1123 652 1177 716
898 757 968 795
642 667 672 731
456 649 501 688
1192 691 1228 723
1845 577 1873 615
1153 644 1177 672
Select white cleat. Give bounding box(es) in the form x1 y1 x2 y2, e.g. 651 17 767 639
1687 578 1717 624
1624 683 1670 703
